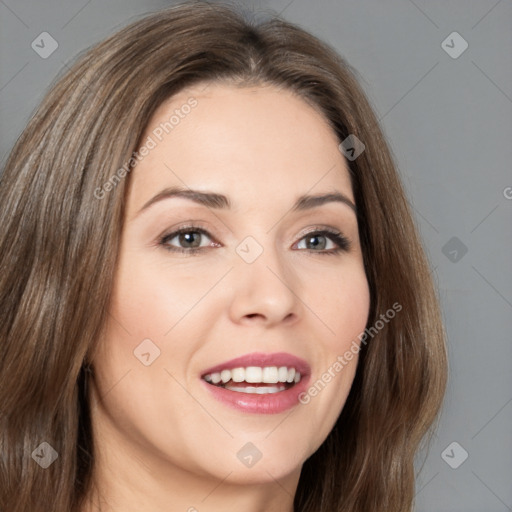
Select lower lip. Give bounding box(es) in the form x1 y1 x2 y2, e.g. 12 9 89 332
201 376 311 414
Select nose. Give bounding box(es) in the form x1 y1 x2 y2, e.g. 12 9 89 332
228 241 301 327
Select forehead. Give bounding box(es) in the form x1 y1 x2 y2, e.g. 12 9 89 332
127 82 353 212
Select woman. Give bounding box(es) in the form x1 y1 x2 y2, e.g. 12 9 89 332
0 2 447 511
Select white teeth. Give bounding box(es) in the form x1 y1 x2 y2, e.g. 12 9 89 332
245 366 262 383
203 365 302 385
231 367 245 382
227 385 286 394
262 366 278 383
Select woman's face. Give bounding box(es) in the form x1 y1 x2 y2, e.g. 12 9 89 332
90 82 370 487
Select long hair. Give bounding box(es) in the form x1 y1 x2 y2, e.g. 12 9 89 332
0 2 447 510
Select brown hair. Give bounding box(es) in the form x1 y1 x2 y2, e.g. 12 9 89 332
0 2 447 511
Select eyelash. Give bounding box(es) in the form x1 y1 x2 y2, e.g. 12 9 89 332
158 224 351 257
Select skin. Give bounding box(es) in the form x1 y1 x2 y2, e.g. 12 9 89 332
85 82 370 512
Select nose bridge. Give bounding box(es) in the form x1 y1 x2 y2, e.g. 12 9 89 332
235 228 288 277
229 231 300 323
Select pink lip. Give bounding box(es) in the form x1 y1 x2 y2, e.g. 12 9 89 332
200 352 311 415
201 351 311 378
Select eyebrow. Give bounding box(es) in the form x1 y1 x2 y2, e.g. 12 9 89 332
136 186 357 216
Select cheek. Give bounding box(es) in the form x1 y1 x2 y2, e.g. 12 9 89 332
99 252 222 389
109 254 207 342
295 267 369 449
313 263 371 351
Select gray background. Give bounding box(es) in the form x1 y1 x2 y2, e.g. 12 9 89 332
1 0 511 510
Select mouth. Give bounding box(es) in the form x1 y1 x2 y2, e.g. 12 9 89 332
203 365 301 394
199 352 310 414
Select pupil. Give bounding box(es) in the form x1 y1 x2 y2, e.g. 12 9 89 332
180 232 200 248
307 235 326 250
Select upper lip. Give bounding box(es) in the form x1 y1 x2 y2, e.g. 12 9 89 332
201 352 311 378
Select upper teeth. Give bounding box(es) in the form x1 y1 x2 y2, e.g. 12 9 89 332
203 366 300 384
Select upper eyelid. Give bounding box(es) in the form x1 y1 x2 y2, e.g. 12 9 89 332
159 224 349 248
160 223 344 239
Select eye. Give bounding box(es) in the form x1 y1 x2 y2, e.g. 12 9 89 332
158 225 351 256
159 226 217 255
294 228 351 255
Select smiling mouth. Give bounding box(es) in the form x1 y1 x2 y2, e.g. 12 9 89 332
202 366 301 394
